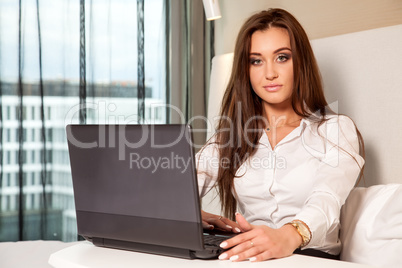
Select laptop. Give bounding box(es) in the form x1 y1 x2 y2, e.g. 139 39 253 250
66 124 235 259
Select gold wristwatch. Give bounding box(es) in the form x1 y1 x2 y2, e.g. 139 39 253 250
288 220 311 248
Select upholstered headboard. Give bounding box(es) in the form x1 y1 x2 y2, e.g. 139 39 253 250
206 24 402 187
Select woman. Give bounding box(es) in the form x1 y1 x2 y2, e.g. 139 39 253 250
196 8 365 262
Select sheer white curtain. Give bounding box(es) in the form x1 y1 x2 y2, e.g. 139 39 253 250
0 0 168 242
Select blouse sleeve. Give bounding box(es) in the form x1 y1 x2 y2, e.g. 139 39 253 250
294 115 365 248
195 140 221 197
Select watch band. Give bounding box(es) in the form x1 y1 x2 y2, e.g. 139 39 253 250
288 220 312 248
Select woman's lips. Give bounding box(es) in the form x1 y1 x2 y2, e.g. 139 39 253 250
264 84 282 92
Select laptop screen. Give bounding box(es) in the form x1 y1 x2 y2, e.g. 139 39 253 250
67 124 204 250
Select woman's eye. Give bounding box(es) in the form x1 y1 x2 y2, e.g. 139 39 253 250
250 58 262 65
277 54 290 62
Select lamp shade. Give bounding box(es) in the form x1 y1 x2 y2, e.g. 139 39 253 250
202 0 222 21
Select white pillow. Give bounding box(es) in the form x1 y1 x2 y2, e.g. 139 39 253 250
206 53 233 140
340 184 402 267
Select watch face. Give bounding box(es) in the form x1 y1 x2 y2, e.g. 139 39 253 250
291 221 311 247
298 223 309 235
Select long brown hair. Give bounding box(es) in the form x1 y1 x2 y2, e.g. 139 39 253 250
211 8 364 219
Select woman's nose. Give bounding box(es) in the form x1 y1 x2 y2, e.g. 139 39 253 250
265 63 278 80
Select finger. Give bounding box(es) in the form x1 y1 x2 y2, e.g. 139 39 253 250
229 246 262 262
249 250 275 262
220 217 243 233
206 217 238 232
219 239 259 261
219 231 256 249
235 212 253 232
202 220 214 230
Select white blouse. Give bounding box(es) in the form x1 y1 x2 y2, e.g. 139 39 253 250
196 115 364 255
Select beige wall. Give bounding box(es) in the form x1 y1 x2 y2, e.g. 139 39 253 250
214 0 402 55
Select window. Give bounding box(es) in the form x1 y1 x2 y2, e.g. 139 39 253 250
6 106 10 120
6 151 10 165
23 129 27 142
22 106 27 121
5 128 9 142
31 106 36 120
23 150 28 164
7 129 13 143
46 128 53 142
0 0 168 242
31 128 36 142
6 173 11 187
46 107 51 121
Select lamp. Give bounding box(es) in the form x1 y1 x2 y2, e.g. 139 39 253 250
202 0 222 21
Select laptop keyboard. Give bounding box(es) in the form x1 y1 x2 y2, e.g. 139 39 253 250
203 233 229 247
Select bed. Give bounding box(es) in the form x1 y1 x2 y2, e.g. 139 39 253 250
204 24 402 267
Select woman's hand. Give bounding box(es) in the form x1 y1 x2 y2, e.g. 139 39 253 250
218 213 302 262
201 210 243 233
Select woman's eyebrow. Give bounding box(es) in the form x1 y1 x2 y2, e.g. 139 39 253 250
273 47 292 53
249 47 292 56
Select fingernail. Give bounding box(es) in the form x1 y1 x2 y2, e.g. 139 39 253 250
209 225 214 229
235 227 241 233
226 225 232 229
218 253 228 260
235 212 240 216
230 255 239 261
220 241 228 248
249 257 257 262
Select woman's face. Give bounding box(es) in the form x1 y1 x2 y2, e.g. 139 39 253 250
249 27 294 109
